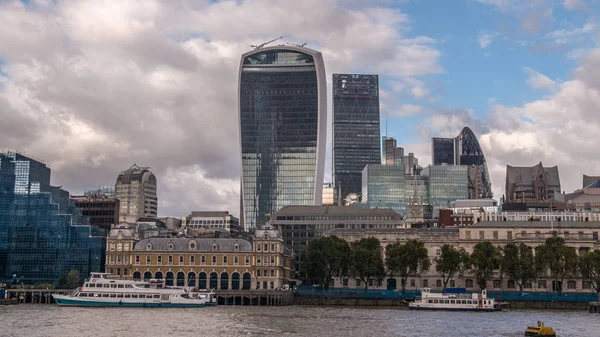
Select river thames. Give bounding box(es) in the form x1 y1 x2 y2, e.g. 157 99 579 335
2 305 600 336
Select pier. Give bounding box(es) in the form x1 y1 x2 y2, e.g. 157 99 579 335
589 302 600 313
5 289 71 304
217 290 294 306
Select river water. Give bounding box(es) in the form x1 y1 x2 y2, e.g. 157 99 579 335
2 305 600 337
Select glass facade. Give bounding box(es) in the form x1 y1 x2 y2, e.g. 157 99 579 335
332 74 381 200
239 47 326 229
421 165 468 216
0 152 105 284
455 127 492 198
432 137 456 165
84 185 115 198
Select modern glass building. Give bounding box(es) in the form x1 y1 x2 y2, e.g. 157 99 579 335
332 74 380 201
421 164 469 216
239 46 327 229
455 127 492 198
0 151 104 284
84 185 115 198
115 164 157 221
432 137 456 165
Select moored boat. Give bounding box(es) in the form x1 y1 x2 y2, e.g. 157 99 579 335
52 272 212 308
408 287 501 312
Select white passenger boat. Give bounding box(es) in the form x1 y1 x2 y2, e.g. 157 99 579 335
52 273 214 308
408 288 501 312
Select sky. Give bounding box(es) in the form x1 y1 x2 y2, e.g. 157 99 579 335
0 0 599 217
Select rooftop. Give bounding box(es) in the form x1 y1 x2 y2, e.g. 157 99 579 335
272 205 399 217
133 238 252 252
470 221 600 229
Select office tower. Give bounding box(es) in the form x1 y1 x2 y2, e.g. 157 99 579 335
421 164 469 216
115 164 158 221
238 46 327 229
431 137 455 165
0 151 104 284
84 185 116 198
382 136 404 166
322 183 335 206
332 74 380 201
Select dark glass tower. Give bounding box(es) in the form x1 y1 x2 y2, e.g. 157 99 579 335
455 127 492 198
239 46 327 229
431 137 456 165
332 74 381 201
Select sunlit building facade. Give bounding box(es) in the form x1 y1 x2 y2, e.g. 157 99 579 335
239 46 327 229
421 165 469 216
115 164 157 221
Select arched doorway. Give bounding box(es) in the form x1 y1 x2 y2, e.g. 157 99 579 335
133 271 141 280
231 273 240 290
187 272 196 288
166 272 174 286
220 272 229 290
155 271 163 280
144 271 152 281
209 272 218 289
242 272 251 290
387 278 397 290
177 272 185 287
198 272 207 289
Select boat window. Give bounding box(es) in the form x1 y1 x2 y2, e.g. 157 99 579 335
110 294 117 298
153 294 160 299
132 294 138 298
102 294 109 297
110 284 116 288
428 299 433 303
450 300 455 304
125 294 131 298
433 300 438 303
88 284 94 288
139 294 145 299
445 300 450 304
103 284 109 288
126 285 133 288
118 284 124 288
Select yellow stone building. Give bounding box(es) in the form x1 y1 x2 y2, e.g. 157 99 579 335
105 226 295 290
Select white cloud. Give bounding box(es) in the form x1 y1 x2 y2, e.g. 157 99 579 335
563 0 586 11
393 104 423 117
476 0 554 33
0 0 443 217
546 22 596 45
477 32 500 48
523 67 557 91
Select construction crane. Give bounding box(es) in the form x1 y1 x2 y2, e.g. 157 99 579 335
251 36 283 50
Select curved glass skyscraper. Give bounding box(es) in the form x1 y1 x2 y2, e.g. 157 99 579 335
455 127 492 198
238 46 327 229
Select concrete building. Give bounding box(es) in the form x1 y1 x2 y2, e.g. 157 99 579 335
326 220 600 292
183 211 243 236
106 226 294 290
115 164 158 221
72 194 120 233
554 181 600 212
267 205 402 278
84 185 115 198
332 74 381 201
239 46 327 230
322 183 335 206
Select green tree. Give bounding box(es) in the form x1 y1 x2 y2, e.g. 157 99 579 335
301 236 350 289
54 276 68 289
535 236 578 294
500 243 536 293
470 241 501 290
435 244 469 291
386 240 430 293
350 237 385 290
580 250 600 301
65 270 82 289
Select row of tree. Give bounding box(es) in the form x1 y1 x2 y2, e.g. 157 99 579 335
301 235 600 295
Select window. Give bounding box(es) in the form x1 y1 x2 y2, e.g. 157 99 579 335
168 243 174 250
493 280 501 288
212 243 218 251
257 244 261 252
234 256 239 265
436 279 442 288
493 231 498 240
465 279 473 288
179 256 184 264
201 255 206 264
146 256 150 264
422 279 428 287
507 280 515 289
263 270 268 277
135 255 140 264
190 256 195 265
343 279 348 287
264 244 268 251
270 256 275 265
466 231 471 239
212 256 216 265
223 256 228 264
245 256 249 265
410 279 415 287
507 231 513 240
538 280 547 289
257 256 261 265
567 280 576 289
449 280 455 288
270 269 274 277
435 249 441 256
479 231 484 240
271 244 275 252
355 279 361 287
168 256 173 264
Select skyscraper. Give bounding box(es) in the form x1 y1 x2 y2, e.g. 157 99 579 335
332 74 380 201
382 136 403 166
239 46 327 229
431 137 455 165
115 164 157 221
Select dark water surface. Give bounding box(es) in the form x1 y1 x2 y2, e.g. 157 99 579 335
2 305 600 337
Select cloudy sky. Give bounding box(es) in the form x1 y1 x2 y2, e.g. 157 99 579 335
1 0 599 217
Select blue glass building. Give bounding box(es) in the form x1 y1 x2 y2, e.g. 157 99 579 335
421 164 468 216
0 152 105 284
238 46 327 229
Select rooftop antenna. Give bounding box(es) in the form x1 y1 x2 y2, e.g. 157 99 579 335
251 36 283 50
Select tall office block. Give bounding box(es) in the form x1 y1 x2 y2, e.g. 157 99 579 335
382 136 403 165
432 137 456 165
0 151 104 284
115 164 157 221
332 74 380 201
239 46 327 229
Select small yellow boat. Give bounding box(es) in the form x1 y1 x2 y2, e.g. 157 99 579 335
524 321 555 337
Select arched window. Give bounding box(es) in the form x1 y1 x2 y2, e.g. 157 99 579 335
198 272 207 289
220 272 229 290
146 243 152 251
231 273 240 290
234 243 239 251
209 272 218 289
189 240 197 250
212 242 218 251
168 242 174 251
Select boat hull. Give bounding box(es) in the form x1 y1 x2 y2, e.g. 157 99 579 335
52 295 205 308
408 306 501 312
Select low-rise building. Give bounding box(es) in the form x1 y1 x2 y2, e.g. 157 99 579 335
72 194 120 232
105 226 294 290
325 221 600 293
183 211 242 236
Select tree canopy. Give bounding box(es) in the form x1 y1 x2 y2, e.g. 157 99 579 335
435 244 469 291
301 236 350 289
535 236 578 293
500 243 536 293
386 239 430 293
349 237 386 290
580 250 600 296
470 241 501 290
